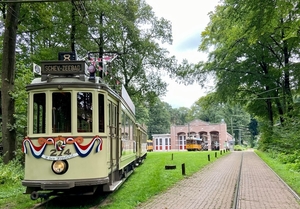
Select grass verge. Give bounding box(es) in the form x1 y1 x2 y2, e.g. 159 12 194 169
255 149 300 196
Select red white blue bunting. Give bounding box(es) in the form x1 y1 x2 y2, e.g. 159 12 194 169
22 136 103 159
72 136 103 157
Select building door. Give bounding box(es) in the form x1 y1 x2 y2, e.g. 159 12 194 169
178 135 186 150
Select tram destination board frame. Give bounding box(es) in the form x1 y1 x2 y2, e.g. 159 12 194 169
41 61 86 75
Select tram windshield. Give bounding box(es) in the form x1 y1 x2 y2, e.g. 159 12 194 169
77 92 93 132
33 93 46 134
52 92 71 133
147 141 153 146
186 137 201 144
32 91 104 134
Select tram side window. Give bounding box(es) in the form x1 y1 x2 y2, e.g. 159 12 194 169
129 119 134 141
52 92 71 133
77 92 93 132
109 103 117 135
114 105 118 134
98 94 105 132
121 110 127 139
33 93 46 134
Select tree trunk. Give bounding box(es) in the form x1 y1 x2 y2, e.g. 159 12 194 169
70 0 76 52
1 2 21 164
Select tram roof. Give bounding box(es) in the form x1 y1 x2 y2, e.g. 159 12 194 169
186 137 202 141
28 60 136 115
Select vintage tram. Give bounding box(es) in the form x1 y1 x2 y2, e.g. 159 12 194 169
186 137 202 151
146 140 153 152
22 55 148 200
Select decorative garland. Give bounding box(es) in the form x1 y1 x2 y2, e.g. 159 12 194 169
22 135 103 160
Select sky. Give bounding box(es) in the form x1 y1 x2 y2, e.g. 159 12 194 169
146 0 220 108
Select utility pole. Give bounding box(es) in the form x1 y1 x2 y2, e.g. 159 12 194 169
231 117 233 136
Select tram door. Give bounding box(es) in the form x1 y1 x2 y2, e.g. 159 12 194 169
108 100 119 184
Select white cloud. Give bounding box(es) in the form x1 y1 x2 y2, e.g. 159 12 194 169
146 0 219 108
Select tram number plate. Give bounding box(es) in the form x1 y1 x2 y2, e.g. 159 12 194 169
50 149 71 156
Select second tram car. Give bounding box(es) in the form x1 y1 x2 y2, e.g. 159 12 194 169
186 137 202 151
22 56 147 200
146 140 153 152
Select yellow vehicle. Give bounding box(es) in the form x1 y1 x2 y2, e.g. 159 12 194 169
147 140 153 152
22 54 147 200
186 137 202 151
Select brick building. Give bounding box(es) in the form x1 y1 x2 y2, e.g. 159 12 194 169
152 119 233 151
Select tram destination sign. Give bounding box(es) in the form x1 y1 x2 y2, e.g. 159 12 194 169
41 61 86 75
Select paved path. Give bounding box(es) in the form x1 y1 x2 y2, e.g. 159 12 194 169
136 150 300 209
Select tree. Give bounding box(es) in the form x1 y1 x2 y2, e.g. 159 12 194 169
1 2 21 163
98 0 176 104
173 0 300 137
16 0 177 104
147 99 171 138
0 0 179 162
169 106 190 125
248 118 259 148
188 93 225 123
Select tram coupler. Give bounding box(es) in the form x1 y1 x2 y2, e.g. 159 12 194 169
30 191 51 201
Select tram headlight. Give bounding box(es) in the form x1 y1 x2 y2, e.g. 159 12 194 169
51 160 68 175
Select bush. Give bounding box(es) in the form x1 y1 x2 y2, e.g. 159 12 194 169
277 151 300 164
0 154 24 184
233 145 244 151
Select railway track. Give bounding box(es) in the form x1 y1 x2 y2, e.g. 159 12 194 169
31 192 110 209
232 152 243 209
232 151 300 209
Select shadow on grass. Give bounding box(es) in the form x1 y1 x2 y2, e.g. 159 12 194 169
33 190 111 209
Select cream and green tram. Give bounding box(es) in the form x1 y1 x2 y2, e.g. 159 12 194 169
22 60 147 200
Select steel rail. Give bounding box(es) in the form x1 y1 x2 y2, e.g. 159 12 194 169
232 152 243 209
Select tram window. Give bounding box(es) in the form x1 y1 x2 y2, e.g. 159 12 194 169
77 92 93 132
98 94 104 132
121 111 125 138
121 110 126 139
125 115 130 140
108 103 111 132
129 119 134 141
108 101 118 135
33 93 46 134
113 104 117 135
52 92 71 133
